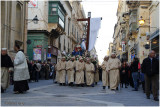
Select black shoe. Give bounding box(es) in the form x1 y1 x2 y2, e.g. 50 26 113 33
116 87 118 90
95 82 97 85
59 83 62 86
132 89 138 91
1 87 4 93
125 86 128 88
54 81 57 84
108 86 110 89
154 98 159 101
111 89 115 91
81 84 84 87
103 86 106 90
147 96 150 99
91 84 94 87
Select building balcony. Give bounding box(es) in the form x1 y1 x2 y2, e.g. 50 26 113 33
122 12 129 22
129 23 137 33
48 1 66 38
126 1 139 9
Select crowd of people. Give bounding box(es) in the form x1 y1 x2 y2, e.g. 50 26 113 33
54 55 100 87
27 61 56 82
1 44 159 101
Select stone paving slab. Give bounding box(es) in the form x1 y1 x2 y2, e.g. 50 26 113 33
1 80 159 106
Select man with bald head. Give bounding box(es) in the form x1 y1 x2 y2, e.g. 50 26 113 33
101 56 109 90
75 57 85 87
66 57 75 86
85 58 95 87
107 53 121 90
58 57 66 86
1 48 14 93
142 50 159 101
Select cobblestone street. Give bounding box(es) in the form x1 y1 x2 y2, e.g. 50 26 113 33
1 80 159 106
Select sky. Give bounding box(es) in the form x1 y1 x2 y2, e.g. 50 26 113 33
81 0 118 64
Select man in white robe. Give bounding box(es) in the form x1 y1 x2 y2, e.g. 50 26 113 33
108 53 121 90
66 57 75 86
85 58 95 87
58 57 66 86
13 45 30 94
75 57 85 87
55 58 61 83
101 56 109 90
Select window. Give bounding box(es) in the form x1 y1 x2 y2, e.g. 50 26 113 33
59 18 64 28
68 19 70 35
58 9 64 21
68 42 69 52
51 8 57 15
16 3 22 40
72 24 74 34
75 28 76 37
64 38 66 51
59 37 61 49
52 4 57 7
77 32 78 41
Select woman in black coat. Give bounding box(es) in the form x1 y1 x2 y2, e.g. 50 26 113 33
32 62 38 82
120 61 129 88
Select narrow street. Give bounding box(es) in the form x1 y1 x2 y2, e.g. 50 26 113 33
1 80 159 106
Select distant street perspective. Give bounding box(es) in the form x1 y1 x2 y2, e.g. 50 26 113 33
1 0 159 106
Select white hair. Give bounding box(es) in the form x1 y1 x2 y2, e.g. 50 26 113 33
149 50 155 54
1 48 7 50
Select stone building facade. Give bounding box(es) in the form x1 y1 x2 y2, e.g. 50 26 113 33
111 0 159 63
1 1 28 57
27 0 86 63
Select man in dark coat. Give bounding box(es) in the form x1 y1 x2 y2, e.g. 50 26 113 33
142 50 159 101
131 58 139 91
27 60 33 82
1 48 14 93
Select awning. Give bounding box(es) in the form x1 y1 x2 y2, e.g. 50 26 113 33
150 29 159 40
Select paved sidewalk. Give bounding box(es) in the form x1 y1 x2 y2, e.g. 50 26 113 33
1 80 159 106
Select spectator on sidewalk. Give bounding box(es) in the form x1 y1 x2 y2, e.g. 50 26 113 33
13 44 30 94
32 62 38 82
128 62 134 88
1 48 14 93
45 62 50 80
120 61 129 88
40 62 45 79
36 61 41 82
131 58 139 91
27 60 33 83
142 50 159 101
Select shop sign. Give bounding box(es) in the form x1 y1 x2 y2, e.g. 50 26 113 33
122 44 125 52
37 45 42 48
33 48 41 61
47 53 51 59
28 0 38 8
